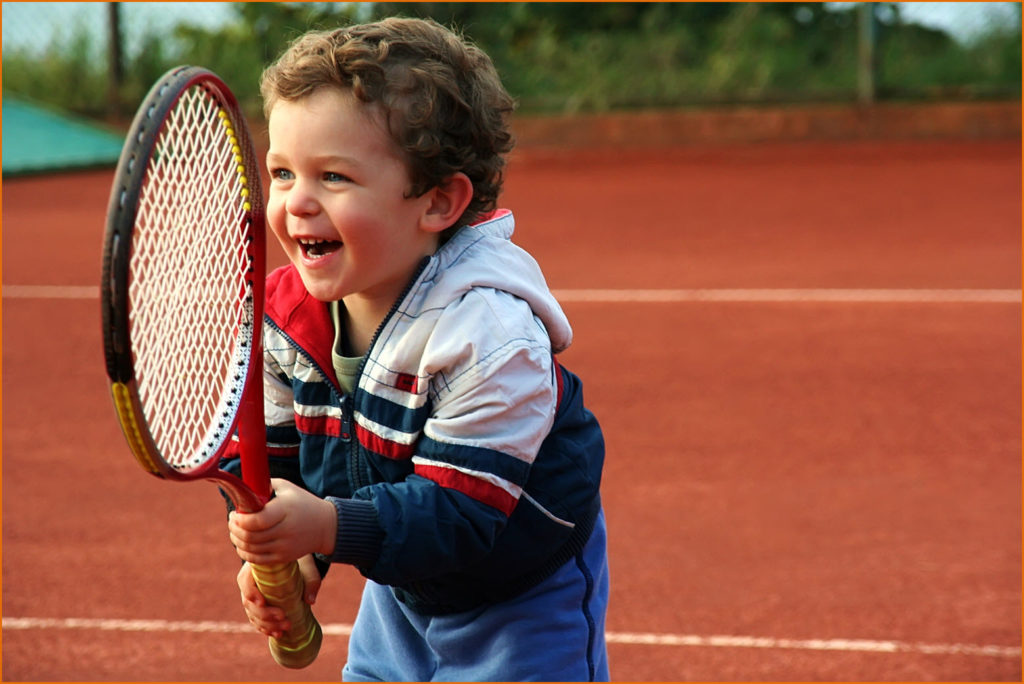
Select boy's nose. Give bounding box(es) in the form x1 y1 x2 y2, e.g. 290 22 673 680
284 182 320 217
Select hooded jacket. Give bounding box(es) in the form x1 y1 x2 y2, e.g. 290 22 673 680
228 210 604 614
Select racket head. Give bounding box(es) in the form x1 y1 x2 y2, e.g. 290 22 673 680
101 66 267 506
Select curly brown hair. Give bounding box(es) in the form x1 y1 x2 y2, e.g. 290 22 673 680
261 17 516 232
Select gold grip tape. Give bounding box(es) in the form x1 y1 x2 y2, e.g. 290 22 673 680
250 561 323 669
111 382 161 475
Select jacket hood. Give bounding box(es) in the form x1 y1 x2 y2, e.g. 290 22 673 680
422 210 573 353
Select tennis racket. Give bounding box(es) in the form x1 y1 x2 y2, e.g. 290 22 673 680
101 66 321 669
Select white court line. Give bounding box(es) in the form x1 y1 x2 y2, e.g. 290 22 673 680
3 617 1019 658
552 288 1022 303
3 285 100 299
605 631 1022 658
3 285 1020 303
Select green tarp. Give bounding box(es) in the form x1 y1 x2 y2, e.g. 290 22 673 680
2 97 124 175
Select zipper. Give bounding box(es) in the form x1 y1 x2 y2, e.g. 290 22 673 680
347 256 432 492
263 315 349 437
264 257 432 493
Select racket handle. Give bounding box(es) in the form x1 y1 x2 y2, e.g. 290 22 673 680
250 561 323 669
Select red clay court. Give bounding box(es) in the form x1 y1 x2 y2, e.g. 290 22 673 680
2 110 1020 680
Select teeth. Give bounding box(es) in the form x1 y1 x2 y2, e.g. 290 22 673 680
297 237 340 260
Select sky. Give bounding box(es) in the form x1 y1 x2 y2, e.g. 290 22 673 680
2 2 237 56
830 1 1021 41
2 2 1021 57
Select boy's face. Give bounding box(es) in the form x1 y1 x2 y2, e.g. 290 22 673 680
265 88 440 306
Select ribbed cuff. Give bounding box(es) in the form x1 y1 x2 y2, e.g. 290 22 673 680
320 497 383 569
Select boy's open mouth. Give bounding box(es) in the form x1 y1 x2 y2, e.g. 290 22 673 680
298 238 342 259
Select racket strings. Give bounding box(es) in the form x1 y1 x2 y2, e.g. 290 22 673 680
129 85 254 470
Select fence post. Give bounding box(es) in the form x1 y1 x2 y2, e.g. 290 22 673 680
107 1 124 119
857 2 877 105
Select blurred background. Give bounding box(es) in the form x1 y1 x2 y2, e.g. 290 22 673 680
2 5 1020 681
2 2 1021 122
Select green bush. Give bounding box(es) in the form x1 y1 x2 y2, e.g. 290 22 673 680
3 2 1019 121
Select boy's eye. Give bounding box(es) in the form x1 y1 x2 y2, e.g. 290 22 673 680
323 171 351 183
270 168 293 181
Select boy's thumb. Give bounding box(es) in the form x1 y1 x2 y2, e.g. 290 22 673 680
300 562 322 605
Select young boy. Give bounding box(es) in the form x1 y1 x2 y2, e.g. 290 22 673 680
223 17 609 681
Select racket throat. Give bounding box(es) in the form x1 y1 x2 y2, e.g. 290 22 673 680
213 472 266 514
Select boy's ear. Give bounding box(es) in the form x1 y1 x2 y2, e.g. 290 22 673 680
420 172 474 233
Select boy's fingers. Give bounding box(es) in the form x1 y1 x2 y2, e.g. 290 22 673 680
236 546 287 566
249 605 289 625
249 613 290 638
229 509 280 533
241 584 266 606
229 525 282 560
236 562 291 639
298 556 322 605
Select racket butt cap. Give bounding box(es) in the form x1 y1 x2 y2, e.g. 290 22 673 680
269 621 323 669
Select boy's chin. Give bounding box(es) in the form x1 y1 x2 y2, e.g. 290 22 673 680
304 287 345 303
294 270 345 303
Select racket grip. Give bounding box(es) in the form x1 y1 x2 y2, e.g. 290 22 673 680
249 561 323 669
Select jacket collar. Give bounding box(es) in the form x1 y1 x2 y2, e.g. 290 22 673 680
265 266 335 382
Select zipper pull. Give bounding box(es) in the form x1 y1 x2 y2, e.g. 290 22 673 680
340 409 353 443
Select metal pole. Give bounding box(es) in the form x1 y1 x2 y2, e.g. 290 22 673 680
857 2 876 105
107 2 124 119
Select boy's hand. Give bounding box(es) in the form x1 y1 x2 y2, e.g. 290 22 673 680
228 478 337 565
237 556 322 638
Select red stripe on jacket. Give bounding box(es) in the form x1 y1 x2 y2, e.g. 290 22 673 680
295 413 344 438
356 423 415 460
414 463 517 516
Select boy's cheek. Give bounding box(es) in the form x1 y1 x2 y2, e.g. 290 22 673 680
264 206 292 249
